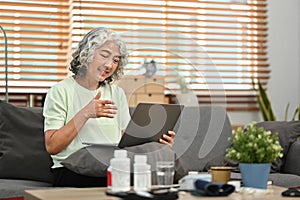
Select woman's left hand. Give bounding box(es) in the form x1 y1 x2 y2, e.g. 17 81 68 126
159 131 176 147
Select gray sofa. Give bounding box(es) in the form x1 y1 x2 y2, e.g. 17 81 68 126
172 106 300 188
0 100 300 198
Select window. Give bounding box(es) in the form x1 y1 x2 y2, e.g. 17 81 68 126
0 0 69 93
0 0 268 110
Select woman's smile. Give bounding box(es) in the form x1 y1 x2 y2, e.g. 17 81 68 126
100 69 109 78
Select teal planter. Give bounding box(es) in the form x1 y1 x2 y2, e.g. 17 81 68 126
239 163 271 189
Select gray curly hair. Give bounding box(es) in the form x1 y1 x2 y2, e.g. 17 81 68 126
69 27 128 83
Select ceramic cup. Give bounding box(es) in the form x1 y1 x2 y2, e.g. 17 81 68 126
209 166 232 183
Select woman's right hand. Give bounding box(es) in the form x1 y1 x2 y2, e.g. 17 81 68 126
45 91 117 155
82 91 117 119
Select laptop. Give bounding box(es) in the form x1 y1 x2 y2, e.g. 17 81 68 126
83 103 183 148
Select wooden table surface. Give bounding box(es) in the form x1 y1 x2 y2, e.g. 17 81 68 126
24 185 300 200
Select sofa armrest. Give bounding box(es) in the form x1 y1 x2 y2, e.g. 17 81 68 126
0 101 53 183
282 140 300 176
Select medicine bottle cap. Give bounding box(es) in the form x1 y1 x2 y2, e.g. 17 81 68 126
134 155 147 163
114 149 127 158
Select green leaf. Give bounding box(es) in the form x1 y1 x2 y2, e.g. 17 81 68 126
298 104 300 121
284 103 290 121
291 106 298 121
257 81 276 121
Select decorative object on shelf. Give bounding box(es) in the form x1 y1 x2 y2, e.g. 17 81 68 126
0 25 8 103
226 122 283 189
142 59 157 78
175 76 198 106
177 76 189 94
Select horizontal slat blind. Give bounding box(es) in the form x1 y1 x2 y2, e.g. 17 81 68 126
0 0 69 93
0 0 269 110
72 0 269 110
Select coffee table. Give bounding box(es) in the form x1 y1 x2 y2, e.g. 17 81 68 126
24 185 298 200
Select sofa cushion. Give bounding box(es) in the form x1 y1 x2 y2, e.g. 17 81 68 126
257 121 300 172
230 172 300 188
62 142 188 184
0 179 52 198
282 140 300 176
268 173 300 188
173 106 233 172
61 144 118 178
0 101 53 183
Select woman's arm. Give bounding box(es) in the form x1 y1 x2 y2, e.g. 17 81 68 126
45 109 89 155
45 92 117 155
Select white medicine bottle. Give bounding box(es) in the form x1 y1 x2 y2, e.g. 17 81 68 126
110 149 130 192
134 154 151 192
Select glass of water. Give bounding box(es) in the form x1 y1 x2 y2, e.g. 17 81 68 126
156 161 174 187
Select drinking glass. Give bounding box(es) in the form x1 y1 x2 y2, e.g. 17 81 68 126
156 161 174 187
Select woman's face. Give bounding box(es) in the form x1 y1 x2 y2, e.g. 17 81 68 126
86 40 120 83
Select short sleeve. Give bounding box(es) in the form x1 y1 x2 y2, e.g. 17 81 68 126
117 87 131 131
43 85 68 131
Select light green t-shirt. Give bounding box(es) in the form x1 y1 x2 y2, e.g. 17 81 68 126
43 76 131 168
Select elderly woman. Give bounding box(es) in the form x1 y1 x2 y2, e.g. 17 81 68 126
43 27 176 187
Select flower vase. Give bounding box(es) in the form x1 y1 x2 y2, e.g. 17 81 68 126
239 163 271 189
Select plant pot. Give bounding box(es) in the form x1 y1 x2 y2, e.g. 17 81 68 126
239 163 271 189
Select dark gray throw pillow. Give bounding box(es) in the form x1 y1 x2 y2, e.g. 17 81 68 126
61 142 188 184
61 145 118 178
0 101 53 183
282 140 300 176
256 121 300 173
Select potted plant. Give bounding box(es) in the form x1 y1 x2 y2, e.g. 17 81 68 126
226 122 283 189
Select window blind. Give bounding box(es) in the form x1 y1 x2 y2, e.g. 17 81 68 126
0 0 269 110
71 0 269 110
0 0 69 94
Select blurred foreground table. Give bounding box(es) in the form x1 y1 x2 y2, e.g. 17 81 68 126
24 185 299 200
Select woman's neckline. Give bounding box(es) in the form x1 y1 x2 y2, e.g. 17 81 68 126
72 75 101 91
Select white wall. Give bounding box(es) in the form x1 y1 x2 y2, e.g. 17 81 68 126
267 0 300 121
227 0 300 125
